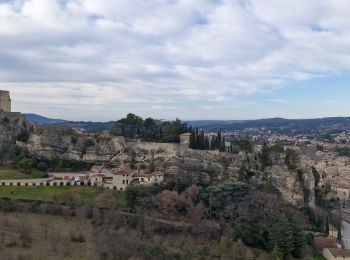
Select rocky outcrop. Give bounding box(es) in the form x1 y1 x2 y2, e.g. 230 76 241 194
0 112 27 159
267 165 316 208
22 125 183 169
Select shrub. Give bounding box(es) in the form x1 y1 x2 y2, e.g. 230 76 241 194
16 129 30 142
37 162 48 172
16 158 33 174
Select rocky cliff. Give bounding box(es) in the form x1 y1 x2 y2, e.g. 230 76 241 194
0 116 316 208
267 165 316 208
0 112 27 161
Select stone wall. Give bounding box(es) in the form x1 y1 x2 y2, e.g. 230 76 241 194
0 91 11 112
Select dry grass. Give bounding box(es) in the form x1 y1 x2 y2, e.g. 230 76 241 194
0 212 97 260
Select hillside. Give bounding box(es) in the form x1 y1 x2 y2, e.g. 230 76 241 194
23 114 115 132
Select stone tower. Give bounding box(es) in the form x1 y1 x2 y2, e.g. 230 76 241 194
0 90 11 112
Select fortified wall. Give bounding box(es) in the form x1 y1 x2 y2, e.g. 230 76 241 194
0 90 11 112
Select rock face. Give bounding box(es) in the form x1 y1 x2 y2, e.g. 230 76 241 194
23 125 181 167
0 112 27 157
0 116 316 208
267 165 316 208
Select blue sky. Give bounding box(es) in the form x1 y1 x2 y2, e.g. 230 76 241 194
1 0 350 121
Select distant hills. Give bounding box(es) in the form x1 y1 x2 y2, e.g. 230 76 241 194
194 117 350 132
24 113 68 125
23 114 350 133
23 114 115 132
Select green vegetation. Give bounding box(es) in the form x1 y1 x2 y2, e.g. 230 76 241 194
125 184 162 211
112 113 189 142
16 158 34 174
285 148 299 170
335 146 350 157
0 186 103 205
0 168 46 179
189 128 226 151
37 158 94 172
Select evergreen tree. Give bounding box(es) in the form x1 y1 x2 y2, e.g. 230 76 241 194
210 136 216 150
205 136 210 150
270 217 294 257
216 130 222 149
259 142 272 169
189 129 196 149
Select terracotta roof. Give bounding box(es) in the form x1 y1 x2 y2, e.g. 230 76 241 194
114 167 131 175
328 248 350 257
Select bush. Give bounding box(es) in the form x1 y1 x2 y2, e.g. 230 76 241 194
37 162 48 172
16 129 30 142
16 159 33 174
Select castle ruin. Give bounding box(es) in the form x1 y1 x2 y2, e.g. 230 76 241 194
0 90 11 112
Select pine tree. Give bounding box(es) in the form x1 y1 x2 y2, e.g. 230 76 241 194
270 218 295 257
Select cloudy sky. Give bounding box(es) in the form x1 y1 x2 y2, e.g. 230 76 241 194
1 0 350 121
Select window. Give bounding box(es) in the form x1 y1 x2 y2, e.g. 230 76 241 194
126 180 129 184
123 180 125 184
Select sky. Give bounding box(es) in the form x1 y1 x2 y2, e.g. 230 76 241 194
1 0 350 121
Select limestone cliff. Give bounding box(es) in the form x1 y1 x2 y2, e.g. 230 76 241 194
0 117 316 208
267 165 316 208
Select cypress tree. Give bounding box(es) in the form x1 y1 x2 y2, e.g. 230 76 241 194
211 136 216 150
189 129 196 149
205 136 210 150
325 215 329 236
195 128 199 148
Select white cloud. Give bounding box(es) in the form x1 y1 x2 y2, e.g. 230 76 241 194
0 0 350 119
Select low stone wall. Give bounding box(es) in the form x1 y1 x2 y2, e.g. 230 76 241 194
0 177 53 186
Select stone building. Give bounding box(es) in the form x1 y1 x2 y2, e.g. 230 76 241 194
180 133 191 146
0 90 11 112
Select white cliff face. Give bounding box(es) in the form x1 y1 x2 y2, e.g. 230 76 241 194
25 126 126 162
23 125 181 168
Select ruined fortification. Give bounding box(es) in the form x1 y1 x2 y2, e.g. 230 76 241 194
0 90 11 112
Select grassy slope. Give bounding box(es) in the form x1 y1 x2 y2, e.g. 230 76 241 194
0 186 104 205
0 168 46 179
